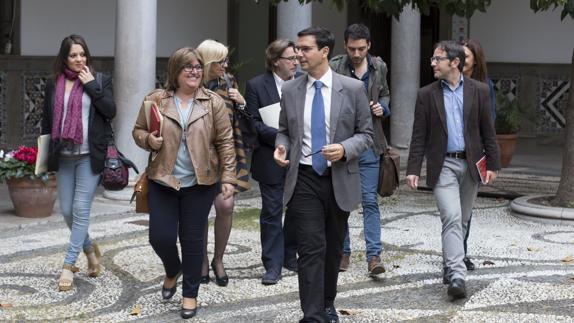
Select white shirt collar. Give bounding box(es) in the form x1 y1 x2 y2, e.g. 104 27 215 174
307 68 333 90
272 72 288 87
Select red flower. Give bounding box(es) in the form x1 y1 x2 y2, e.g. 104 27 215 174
13 146 38 166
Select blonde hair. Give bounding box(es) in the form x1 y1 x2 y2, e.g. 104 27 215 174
197 39 228 85
165 47 203 91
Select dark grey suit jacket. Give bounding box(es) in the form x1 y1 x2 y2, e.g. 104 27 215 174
276 71 374 212
406 76 501 188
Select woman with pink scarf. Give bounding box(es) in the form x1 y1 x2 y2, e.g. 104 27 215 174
41 34 116 291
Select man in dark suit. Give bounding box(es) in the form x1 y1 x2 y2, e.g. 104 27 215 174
274 27 373 322
406 40 500 299
245 39 301 285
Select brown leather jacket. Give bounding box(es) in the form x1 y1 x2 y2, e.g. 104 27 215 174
132 88 236 190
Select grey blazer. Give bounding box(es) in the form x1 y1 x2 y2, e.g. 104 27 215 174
276 71 374 212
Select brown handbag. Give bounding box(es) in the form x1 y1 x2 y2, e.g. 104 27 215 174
377 147 400 197
132 172 149 213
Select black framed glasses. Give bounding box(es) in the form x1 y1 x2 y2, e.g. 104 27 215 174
216 57 230 65
278 56 299 62
182 64 203 72
430 56 450 63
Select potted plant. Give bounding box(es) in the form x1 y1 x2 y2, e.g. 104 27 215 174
0 146 57 218
494 91 532 167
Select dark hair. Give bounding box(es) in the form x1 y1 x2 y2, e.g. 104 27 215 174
461 38 488 83
297 26 335 59
344 23 370 43
165 47 203 91
434 40 465 72
265 39 296 71
53 34 93 78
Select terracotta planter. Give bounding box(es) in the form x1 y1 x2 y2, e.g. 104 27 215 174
6 176 57 218
496 134 518 168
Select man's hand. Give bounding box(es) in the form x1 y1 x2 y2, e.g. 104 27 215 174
147 130 163 151
406 175 419 190
221 183 235 200
274 145 289 167
322 144 344 162
369 101 383 117
485 170 498 185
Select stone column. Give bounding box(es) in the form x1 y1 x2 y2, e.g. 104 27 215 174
104 0 156 200
390 7 420 149
277 0 312 41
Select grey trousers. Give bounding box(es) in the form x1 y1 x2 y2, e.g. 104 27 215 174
433 157 479 281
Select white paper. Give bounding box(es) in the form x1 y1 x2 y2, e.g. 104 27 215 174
259 102 281 129
35 134 50 175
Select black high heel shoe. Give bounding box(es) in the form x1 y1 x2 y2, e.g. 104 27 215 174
161 271 182 300
211 261 229 287
181 306 197 319
200 274 210 284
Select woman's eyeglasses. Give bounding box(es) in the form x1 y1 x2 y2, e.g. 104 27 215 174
216 57 230 65
183 64 203 72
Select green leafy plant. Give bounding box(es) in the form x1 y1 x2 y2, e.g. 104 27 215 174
0 146 51 182
494 91 534 135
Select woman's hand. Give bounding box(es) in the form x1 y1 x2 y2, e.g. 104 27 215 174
227 88 246 106
147 130 163 150
78 66 95 84
221 183 234 200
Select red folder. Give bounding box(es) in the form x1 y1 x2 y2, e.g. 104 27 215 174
476 155 487 184
148 102 163 136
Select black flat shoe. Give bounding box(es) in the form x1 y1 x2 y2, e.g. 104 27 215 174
200 275 210 284
161 271 182 300
211 261 229 287
464 257 476 271
447 278 467 299
180 306 197 319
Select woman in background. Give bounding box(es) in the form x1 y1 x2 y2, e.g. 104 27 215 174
42 34 116 291
196 39 251 287
460 38 497 272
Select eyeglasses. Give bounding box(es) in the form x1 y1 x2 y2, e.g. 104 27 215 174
278 56 299 62
182 64 203 72
295 46 318 53
430 56 450 63
216 57 229 65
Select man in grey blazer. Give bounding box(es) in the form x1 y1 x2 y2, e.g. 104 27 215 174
274 27 373 323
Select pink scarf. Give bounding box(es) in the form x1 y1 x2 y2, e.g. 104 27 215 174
51 67 84 144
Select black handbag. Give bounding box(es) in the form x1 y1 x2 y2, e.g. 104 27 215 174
101 130 138 191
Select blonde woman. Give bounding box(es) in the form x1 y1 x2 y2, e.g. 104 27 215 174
197 39 250 287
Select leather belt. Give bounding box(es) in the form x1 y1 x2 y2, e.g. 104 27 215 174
445 151 466 159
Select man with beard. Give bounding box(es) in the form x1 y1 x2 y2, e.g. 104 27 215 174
330 23 390 276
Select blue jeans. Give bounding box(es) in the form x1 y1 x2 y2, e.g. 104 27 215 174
57 155 101 266
343 149 382 262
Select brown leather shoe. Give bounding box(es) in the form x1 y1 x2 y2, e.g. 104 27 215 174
368 256 386 276
339 254 350 272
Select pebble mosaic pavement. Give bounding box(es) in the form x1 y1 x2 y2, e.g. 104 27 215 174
1 173 573 322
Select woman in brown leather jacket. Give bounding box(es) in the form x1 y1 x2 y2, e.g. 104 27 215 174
132 47 236 319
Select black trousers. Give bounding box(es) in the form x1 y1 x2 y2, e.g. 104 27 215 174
148 180 216 298
287 165 349 323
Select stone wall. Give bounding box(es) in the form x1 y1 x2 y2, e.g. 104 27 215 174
489 62 571 137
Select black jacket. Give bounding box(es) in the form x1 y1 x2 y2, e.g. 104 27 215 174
41 73 116 174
